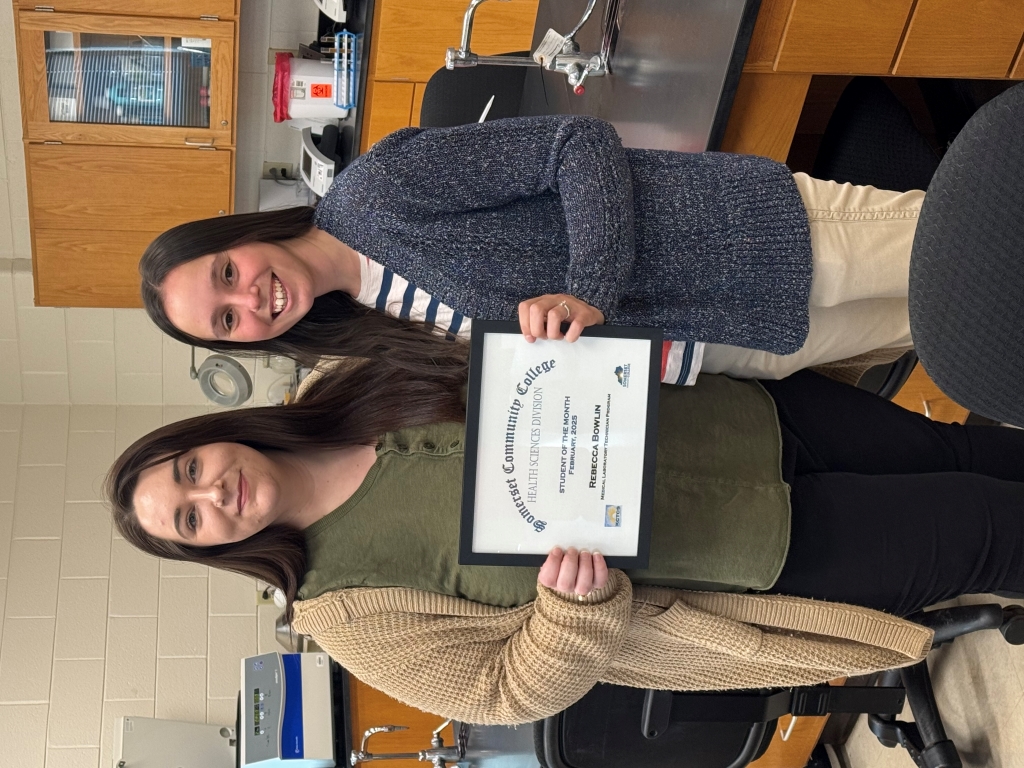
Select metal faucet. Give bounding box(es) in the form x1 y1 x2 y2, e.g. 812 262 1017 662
351 720 467 767
445 0 613 94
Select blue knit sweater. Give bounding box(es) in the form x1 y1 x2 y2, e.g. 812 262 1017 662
314 116 812 354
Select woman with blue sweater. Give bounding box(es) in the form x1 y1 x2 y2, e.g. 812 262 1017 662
141 116 921 382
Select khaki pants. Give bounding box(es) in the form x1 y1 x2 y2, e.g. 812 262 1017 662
701 173 924 380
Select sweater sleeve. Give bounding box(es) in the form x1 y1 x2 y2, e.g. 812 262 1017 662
291 570 634 725
362 115 636 314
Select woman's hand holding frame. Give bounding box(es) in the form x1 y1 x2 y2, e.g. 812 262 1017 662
518 294 605 343
538 546 609 597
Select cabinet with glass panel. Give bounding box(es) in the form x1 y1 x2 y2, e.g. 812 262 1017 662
16 9 238 307
17 11 236 147
15 1 237 18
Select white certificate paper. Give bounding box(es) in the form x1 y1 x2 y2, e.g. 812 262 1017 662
460 322 661 567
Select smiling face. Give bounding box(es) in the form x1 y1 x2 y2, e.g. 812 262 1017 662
133 442 286 547
160 241 317 343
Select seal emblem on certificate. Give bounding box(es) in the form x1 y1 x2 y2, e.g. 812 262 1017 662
460 321 661 568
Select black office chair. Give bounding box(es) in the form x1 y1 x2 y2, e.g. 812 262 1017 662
540 335 1002 768
536 603 1024 768
857 348 919 401
908 82 1024 427
535 362 1024 768
538 681 904 768
419 53 530 128
812 77 941 193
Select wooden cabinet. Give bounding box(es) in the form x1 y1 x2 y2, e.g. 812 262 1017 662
15 6 239 307
727 0 1024 163
17 11 236 147
892 365 969 423
719 72 811 162
410 82 428 128
348 676 455 768
892 0 1024 78
27 143 233 231
360 0 539 151
749 715 829 768
774 0 916 74
1013 48 1024 79
362 80 416 148
15 0 238 19
752 0 1024 78
27 143 233 307
742 0 793 73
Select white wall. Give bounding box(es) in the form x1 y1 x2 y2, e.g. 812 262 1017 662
236 0 323 213
0 261 291 407
0 403 280 768
0 3 321 766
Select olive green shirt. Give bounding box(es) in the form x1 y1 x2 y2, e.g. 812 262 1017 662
299 375 791 607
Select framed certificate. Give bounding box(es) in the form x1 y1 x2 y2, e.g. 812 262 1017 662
460 321 662 568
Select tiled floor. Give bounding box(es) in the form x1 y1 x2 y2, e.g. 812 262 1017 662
844 593 1024 768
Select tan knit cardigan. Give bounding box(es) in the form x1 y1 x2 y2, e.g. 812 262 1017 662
291 570 932 726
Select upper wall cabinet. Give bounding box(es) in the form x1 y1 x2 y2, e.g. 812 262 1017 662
17 12 236 147
16 1 238 19
774 0 917 74
756 0 1024 77
892 0 1024 78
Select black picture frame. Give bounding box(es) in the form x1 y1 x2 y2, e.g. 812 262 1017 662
459 321 661 568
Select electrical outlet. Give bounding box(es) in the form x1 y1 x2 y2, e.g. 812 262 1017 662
257 586 277 606
262 162 294 180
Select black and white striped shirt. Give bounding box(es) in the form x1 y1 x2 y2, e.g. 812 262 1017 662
355 256 703 385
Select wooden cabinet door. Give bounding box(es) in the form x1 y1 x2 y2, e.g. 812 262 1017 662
774 0 916 74
892 0 1024 78
1013 49 1024 79
720 72 811 161
372 0 539 83
28 143 233 307
361 81 415 151
348 676 455 768
33 229 163 308
18 12 236 147
749 715 828 767
15 0 238 18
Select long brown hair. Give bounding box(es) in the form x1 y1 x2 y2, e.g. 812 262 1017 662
139 207 461 370
106 352 469 617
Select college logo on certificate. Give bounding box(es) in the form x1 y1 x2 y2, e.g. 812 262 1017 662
459 321 661 568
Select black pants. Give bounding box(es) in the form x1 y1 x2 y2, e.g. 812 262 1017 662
759 370 1024 616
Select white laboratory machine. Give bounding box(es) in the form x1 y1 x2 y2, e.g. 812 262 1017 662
113 652 337 768
242 651 337 768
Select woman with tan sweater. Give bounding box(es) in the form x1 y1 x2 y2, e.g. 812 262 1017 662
105 351 1024 725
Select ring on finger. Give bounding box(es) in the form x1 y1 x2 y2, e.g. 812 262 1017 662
558 300 571 320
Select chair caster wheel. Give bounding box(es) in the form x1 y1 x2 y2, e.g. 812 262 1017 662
1001 605 1024 645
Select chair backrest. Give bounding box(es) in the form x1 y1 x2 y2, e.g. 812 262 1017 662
419 53 530 128
858 349 918 401
908 82 1024 426
812 77 940 193
536 684 774 768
